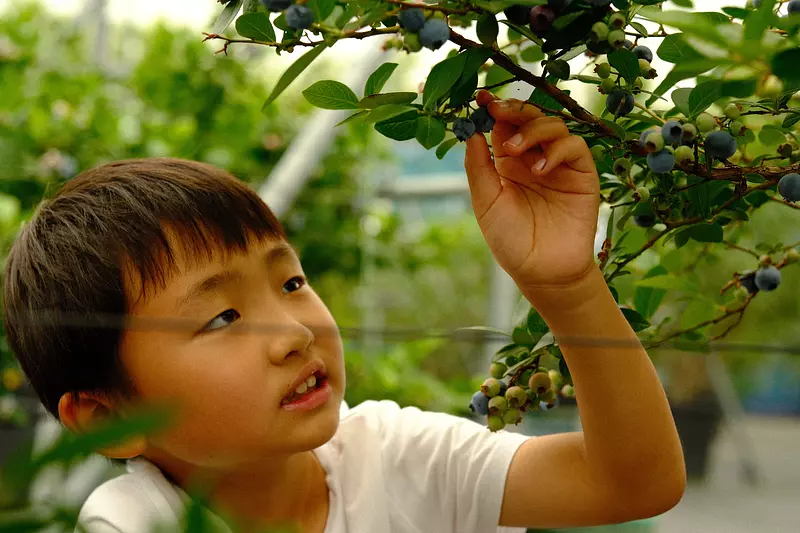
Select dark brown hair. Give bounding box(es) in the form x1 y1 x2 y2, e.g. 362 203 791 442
2 157 286 432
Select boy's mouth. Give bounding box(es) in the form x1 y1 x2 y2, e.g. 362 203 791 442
281 370 328 405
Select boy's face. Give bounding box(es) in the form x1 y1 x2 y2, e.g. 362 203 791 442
117 230 345 468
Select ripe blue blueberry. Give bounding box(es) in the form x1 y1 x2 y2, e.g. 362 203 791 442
661 120 683 145
755 266 781 291
398 8 426 32
632 45 653 62
529 5 556 36
634 213 656 227
285 4 314 29
453 118 476 142
778 173 800 202
739 273 759 294
606 90 634 117
647 149 676 173
470 391 490 416
261 0 291 12
705 131 738 160
418 19 450 50
639 127 658 147
470 107 496 133
504 5 531 25
789 0 800 14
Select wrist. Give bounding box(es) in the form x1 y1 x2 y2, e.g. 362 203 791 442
517 264 610 318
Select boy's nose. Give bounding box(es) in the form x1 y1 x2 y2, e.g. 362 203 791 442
262 314 315 365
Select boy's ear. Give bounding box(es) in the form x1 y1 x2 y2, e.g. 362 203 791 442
57 391 147 459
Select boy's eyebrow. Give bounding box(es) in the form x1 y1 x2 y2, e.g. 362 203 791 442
175 242 298 314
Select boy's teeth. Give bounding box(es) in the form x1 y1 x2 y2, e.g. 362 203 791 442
295 382 308 395
305 375 316 388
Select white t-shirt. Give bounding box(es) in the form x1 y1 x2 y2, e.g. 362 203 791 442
76 400 531 533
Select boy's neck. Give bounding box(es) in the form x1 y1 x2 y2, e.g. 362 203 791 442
143 448 330 532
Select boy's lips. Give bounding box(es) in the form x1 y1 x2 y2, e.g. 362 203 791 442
282 360 327 402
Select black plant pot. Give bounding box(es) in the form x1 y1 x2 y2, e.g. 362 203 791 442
670 391 723 481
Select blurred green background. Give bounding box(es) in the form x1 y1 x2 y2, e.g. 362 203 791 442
0 1 798 533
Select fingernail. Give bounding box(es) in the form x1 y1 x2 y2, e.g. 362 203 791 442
533 158 547 172
505 134 523 147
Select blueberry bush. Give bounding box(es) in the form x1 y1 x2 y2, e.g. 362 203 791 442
208 0 800 431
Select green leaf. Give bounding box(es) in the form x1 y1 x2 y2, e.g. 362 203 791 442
415 116 446 150
671 87 693 116
235 12 276 41
364 63 399 97
455 325 512 338
526 309 549 346
520 45 545 63
646 59 718 106
601 119 626 140
688 80 722 118
302 80 359 110
334 110 368 127
357 92 417 109
212 0 243 34
512 325 534 346
782 112 800 129
263 44 329 109
435 137 460 160
608 49 640 85
634 274 699 293
687 222 724 243
423 53 467 111
772 48 800 82
449 47 494 107
758 124 787 146
485 64 515 93
621 307 651 332
681 299 718 330
476 13 499 45
656 33 703 64
308 0 336 23
634 264 668 320
362 104 415 125
374 110 419 141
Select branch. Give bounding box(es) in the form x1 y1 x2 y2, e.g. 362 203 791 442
722 241 760 259
382 0 475 15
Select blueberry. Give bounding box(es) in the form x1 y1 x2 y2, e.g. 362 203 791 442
498 380 508 397
528 372 552 395
608 29 626 48
590 21 609 41
403 32 422 52
644 132 664 153
487 414 506 432
730 121 746 137
705 130 737 160
595 62 611 78
470 391 490 415
505 386 528 409
724 103 742 120
398 8 426 32
489 361 507 379
789 0 800 14
661 120 683 144
504 5 531 25
418 19 450 50
261 0 291 12
739 272 759 294
488 395 508 414
503 408 522 425
674 145 695 166
613 157 631 176
639 127 659 147
755 266 781 291
548 0 572 13
470 107 495 133
605 90 634 116
778 172 800 202
647 149 676 173
453 118 476 141
529 5 557 36
696 114 717 133
682 123 698 143
481 377 502 397
634 213 656 227
285 5 314 29
633 45 653 62
609 12 626 29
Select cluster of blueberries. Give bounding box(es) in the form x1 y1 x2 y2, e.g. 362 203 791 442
751 0 800 15
261 0 314 30
470 361 574 432
396 8 451 51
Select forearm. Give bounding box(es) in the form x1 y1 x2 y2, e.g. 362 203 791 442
519 265 686 501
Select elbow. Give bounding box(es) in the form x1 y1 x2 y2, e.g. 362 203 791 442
627 466 687 520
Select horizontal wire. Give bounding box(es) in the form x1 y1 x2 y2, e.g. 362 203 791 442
2 309 799 356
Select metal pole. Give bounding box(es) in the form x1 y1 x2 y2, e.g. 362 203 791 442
258 42 392 218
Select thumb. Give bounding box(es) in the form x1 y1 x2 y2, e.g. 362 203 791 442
464 132 502 218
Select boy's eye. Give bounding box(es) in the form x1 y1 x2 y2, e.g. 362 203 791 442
283 275 307 293
201 309 241 333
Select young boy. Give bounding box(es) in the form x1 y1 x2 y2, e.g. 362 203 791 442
2 90 685 533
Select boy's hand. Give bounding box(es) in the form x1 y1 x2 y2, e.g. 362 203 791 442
464 90 601 289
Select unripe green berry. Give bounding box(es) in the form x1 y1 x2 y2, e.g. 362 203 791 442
561 384 575 397
674 145 695 166
488 395 508 414
528 372 552 395
696 114 717 133
481 378 502 397
638 59 656 79
489 362 507 379
503 408 522 425
547 369 563 389
613 157 632 176
644 132 664 153
778 143 793 158
487 414 506 432
590 21 609 42
539 388 556 403
590 144 606 161
404 32 422 52
608 29 626 48
759 254 772 267
730 121 746 137
636 186 650 202
595 62 611 79
518 368 534 387
609 12 626 29
505 354 519 367
632 77 644 90
724 103 742 120
787 248 800 262
505 386 528 408
599 78 616 94
682 123 698 143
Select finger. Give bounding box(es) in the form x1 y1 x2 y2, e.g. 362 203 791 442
490 120 520 158
531 135 597 176
464 130 503 217
486 98 546 126
502 117 569 156
475 89 498 107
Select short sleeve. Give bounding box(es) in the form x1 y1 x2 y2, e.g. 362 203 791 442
355 400 530 533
